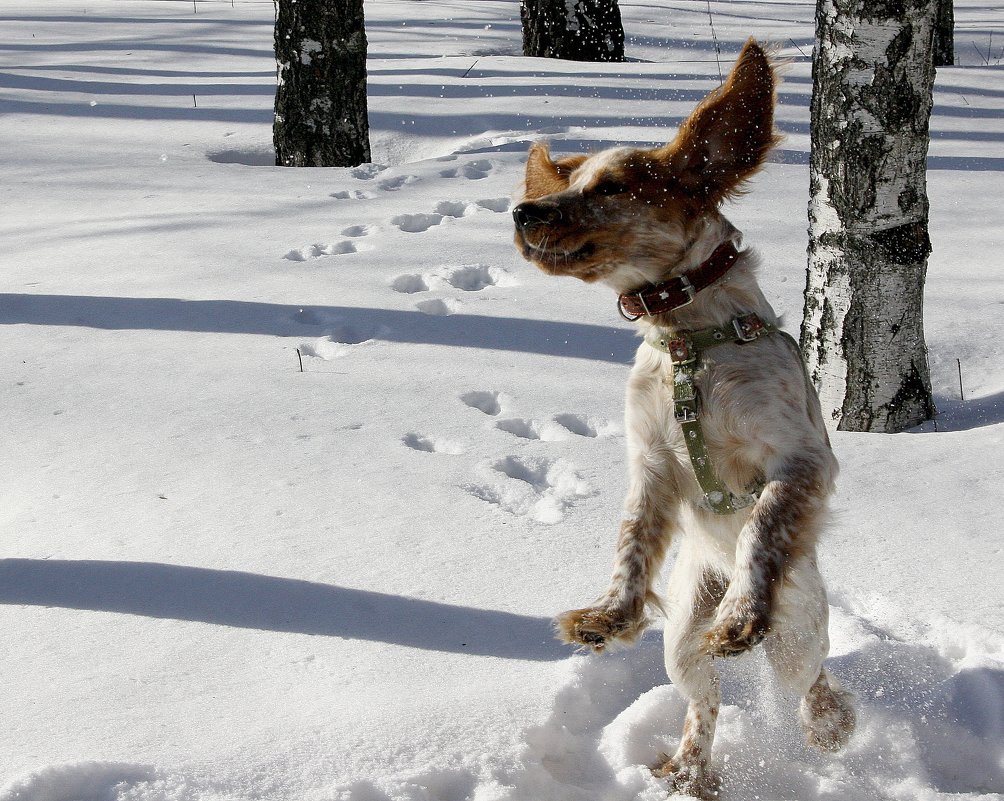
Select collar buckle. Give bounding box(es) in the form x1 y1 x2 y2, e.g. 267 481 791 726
677 275 696 307
617 295 644 322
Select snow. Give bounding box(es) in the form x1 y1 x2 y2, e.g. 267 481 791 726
1 1 1001 800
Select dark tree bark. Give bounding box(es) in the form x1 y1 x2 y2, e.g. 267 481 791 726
273 0 370 167
520 0 625 62
801 0 937 433
933 0 954 66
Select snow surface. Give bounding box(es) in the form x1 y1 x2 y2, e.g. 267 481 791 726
1 1 1002 800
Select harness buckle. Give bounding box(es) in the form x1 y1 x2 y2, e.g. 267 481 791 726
666 337 694 364
674 402 698 423
733 313 766 342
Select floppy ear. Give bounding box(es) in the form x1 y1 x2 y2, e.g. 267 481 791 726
523 141 568 200
522 142 590 200
658 38 781 204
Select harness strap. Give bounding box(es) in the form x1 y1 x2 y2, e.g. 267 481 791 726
645 313 778 515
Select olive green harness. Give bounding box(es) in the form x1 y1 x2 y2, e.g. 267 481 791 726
645 312 783 515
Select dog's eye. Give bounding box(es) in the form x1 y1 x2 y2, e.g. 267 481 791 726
593 180 627 196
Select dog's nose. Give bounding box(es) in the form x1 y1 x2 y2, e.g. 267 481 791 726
512 202 561 231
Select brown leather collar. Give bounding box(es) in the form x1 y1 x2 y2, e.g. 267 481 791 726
617 241 741 321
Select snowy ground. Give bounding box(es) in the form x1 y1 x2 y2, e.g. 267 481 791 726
1 1 1002 800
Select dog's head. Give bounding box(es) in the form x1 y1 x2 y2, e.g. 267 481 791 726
512 38 780 290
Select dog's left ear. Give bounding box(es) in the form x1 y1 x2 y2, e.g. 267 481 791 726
658 38 781 204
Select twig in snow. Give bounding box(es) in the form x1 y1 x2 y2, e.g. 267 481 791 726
972 32 997 66
788 38 808 59
461 59 480 79
957 358 965 401
296 348 304 373
705 0 723 84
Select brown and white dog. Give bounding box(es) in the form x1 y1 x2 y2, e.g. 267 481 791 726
512 40 855 798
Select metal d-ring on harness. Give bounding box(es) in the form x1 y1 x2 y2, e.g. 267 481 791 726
646 312 778 515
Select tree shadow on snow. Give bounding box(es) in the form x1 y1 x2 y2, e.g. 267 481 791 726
908 390 1004 432
0 558 569 662
0 293 638 364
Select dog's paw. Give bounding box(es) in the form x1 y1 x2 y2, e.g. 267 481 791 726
554 604 647 652
801 678 856 752
702 595 769 657
651 754 719 800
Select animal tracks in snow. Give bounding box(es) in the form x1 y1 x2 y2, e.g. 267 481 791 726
402 433 464 456
400 389 608 524
414 298 460 317
350 163 389 181
391 211 446 234
465 455 592 525
448 390 616 524
460 390 503 417
496 414 618 442
284 241 358 262
392 198 510 233
390 264 517 316
377 174 420 192
446 263 512 291
439 158 495 180
297 317 392 361
330 188 376 201
284 225 377 262
460 410 604 523
294 155 507 264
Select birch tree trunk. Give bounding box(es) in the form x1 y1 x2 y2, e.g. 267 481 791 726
520 0 625 62
933 0 954 66
273 0 370 167
801 0 937 433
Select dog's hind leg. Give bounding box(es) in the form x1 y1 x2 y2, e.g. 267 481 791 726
652 552 727 800
763 555 855 751
799 667 855 751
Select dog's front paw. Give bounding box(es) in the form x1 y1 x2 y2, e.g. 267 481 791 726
703 595 769 657
554 604 647 652
652 754 719 800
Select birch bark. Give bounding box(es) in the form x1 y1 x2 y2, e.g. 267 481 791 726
273 0 370 167
801 0 937 432
520 0 625 62
934 0 954 66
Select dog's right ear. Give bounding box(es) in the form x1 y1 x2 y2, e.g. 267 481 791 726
523 142 587 200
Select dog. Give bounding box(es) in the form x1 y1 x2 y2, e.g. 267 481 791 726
511 39 855 798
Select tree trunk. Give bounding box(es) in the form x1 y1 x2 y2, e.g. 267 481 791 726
801 0 937 433
520 0 625 62
273 0 370 167
933 0 954 66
